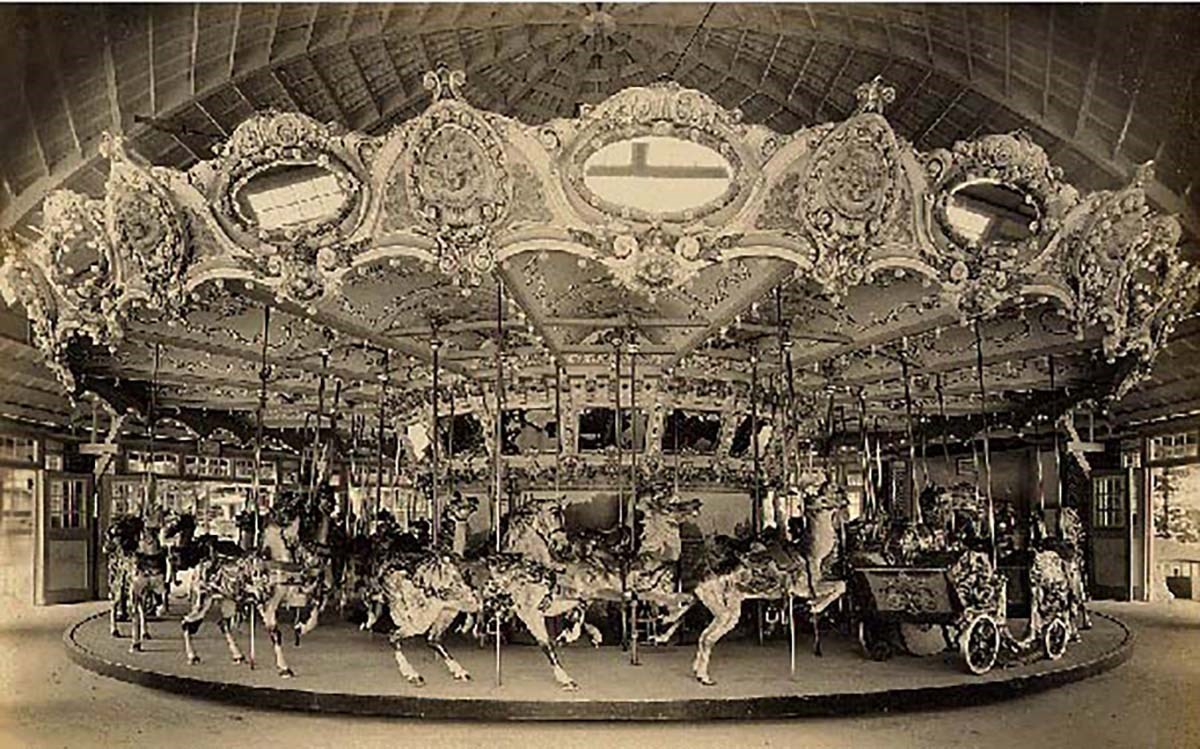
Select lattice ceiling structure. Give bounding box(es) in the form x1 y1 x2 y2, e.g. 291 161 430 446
0 3 1197 469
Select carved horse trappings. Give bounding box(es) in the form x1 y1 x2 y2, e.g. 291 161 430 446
690 480 848 686
105 513 168 653
179 491 335 677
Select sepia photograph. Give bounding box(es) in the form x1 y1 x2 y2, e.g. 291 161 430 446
0 2 1197 747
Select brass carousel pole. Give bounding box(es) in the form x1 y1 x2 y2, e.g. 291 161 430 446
145 342 160 516
249 305 270 670
900 341 922 525
629 340 640 666
313 351 328 497
1049 355 1062 527
614 338 628 651
974 321 997 569
493 281 505 687
431 336 441 548
554 362 562 497
375 351 389 528
751 345 765 646
671 371 680 495
449 383 456 499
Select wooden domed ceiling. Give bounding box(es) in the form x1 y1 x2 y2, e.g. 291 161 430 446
0 3 1197 447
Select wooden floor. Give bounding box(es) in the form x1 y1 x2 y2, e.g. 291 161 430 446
64 603 1131 720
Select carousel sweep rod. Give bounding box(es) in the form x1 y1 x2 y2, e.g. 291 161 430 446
629 341 640 667
973 321 997 569
376 350 389 526
775 286 793 487
493 279 504 687
250 304 271 671
899 343 922 525
1049 354 1062 524
431 336 441 548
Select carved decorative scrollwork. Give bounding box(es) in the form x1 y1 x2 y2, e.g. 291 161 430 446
1057 164 1200 392
571 225 739 302
402 66 510 288
799 83 907 295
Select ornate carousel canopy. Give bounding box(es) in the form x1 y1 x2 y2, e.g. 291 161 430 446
0 4 1197 481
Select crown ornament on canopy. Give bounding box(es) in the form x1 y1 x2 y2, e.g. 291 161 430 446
0 68 1195 400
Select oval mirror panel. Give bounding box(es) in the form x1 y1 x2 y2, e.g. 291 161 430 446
235 163 349 231
582 136 732 216
943 181 1040 244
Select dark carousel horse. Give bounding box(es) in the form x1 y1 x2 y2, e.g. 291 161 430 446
104 513 168 653
179 490 337 677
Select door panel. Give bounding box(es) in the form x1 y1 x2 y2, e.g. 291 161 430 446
1090 471 1131 600
38 473 94 604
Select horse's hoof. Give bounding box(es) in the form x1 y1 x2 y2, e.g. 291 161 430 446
561 680 579 692
110 629 120 638
407 676 425 688
188 655 201 665
143 632 152 641
454 672 472 682
129 644 142 654
279 668 295 679
696 675 716 687
232 655 246 664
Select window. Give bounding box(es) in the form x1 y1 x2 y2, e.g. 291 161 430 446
662 410 722 455
49 479 85 529
1093 475 1126 529
1150 431 1199 462
0 435 38 465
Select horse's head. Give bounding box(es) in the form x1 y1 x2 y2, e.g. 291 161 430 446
444 492 479 525
105 514 143 555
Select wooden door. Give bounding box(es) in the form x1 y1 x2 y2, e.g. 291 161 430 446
1090 470 1131 600
36 473 94 604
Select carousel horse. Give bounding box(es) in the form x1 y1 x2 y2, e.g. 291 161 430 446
179 491 332 677
689 478 849 686
347 497 483 687
104 513 169 653
1050 507 1092 635
499 489 704 650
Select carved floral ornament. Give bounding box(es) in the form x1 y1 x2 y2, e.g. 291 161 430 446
0 68 1195 395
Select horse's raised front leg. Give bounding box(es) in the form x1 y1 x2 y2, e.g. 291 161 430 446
129 580 145 653
649 594 696 645
515 595 578 691
181 589 215 664
259 587 294 678
426 608 471 681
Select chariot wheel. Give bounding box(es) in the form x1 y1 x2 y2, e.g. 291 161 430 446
959 613 1000 675
857 619 892 661
1043 617 1069 661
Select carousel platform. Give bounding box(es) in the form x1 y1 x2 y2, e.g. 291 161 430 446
65 608 1131 721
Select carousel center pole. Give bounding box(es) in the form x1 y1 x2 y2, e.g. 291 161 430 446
431 335 441 548
493 280 505 687
250 305 270 670
973 321 997 569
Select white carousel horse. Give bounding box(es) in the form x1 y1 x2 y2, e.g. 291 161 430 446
689 479 848 686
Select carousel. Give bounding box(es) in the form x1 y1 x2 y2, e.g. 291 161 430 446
6 65 1192 718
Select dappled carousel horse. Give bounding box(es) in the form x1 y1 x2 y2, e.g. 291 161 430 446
180 491 333 677
503 490 704 649
346 497 484 687
104 513 169 653
689 479 849 686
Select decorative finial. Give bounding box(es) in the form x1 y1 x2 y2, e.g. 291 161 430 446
853 76 896 115
423 64 466 102
1133 161 1155 187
